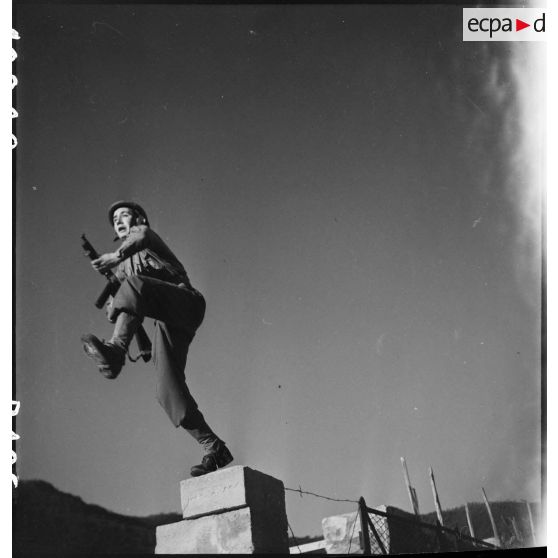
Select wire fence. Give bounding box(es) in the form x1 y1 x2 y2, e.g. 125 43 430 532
358 497 498 555
285 487 502 555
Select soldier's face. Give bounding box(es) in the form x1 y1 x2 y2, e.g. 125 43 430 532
113 207 134 239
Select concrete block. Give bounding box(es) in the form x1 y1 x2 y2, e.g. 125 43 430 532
321 510 387 555
156 467 289 554
155 506 289 554
180 465 286 521
156 508 252 554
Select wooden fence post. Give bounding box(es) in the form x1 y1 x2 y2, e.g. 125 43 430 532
525 500 536 545
358 497 372 555
428 466 444 526
401 457 420 516
465 502 476 539
481 487 502 547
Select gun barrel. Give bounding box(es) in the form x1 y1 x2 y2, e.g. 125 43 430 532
81 233 100 260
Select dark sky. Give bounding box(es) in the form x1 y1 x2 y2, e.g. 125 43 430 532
14 3 543 538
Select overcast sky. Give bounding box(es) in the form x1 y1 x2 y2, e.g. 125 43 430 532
14 3 544 538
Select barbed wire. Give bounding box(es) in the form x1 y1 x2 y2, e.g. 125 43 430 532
284 486 359 553
285 485 359 504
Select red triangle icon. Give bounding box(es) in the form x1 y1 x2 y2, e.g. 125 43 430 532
516 19 530 31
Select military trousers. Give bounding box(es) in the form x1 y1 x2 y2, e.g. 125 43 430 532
110 274 206 428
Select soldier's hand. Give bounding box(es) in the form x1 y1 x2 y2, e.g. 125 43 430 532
92 252 120 273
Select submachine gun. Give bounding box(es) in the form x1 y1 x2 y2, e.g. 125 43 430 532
81 234 152 363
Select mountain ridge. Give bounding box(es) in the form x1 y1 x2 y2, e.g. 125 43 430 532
13 479 181 554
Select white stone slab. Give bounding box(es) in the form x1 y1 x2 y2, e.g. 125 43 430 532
156 504 289 554
156 507 254 554
321 507 390 555
180 465 285 521
289 539 327 554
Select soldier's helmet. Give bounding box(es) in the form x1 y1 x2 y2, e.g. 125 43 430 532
108 201 149 227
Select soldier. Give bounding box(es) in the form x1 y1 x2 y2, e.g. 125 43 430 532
81 201 233 477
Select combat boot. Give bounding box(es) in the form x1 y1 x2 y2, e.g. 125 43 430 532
81 334 126 379
190 441 234 477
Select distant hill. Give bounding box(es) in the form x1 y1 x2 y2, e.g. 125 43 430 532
12 480 181 554
419 500 541 548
